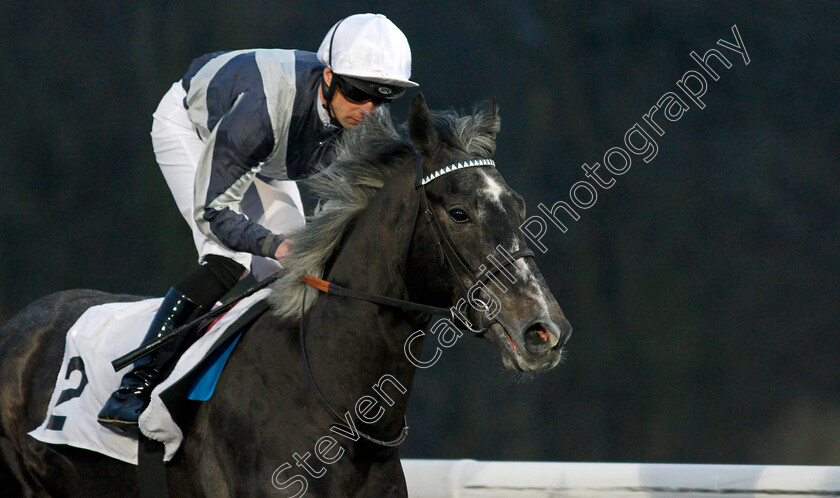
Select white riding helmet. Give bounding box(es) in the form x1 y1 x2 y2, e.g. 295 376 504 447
317 13 419 95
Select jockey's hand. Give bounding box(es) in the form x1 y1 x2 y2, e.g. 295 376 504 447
274 239 292 263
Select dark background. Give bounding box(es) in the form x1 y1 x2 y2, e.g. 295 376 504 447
2 1 838 465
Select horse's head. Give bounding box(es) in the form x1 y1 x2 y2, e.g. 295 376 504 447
405 94 571 372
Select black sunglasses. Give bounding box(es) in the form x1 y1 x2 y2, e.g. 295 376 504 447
333 75 389 106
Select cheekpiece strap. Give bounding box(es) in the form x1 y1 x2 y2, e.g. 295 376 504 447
418 158 496 186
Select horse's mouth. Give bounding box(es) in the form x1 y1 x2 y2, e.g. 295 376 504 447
503 329 521 356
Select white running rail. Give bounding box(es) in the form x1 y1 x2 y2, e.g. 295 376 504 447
401 459 840 497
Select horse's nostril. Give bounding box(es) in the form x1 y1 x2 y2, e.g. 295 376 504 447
523 323 557 354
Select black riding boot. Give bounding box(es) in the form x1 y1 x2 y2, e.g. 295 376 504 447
98 287 203 435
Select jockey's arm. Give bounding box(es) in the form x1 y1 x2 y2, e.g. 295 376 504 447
194 91 287 260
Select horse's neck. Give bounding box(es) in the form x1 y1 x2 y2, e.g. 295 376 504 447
305 168 424 438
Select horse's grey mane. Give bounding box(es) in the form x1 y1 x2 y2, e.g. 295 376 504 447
270 102 500 318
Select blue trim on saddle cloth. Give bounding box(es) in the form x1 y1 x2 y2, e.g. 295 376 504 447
187 331 243 401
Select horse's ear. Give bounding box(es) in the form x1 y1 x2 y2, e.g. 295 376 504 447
408 93 439 155
484 96 500 139
486 96 500 134
461 97 501 158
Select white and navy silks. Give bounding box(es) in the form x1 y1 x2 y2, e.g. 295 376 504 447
27 51 345 464
153 49 341 279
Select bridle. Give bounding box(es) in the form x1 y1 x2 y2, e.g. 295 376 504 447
413 153 534 333
299 152 534 447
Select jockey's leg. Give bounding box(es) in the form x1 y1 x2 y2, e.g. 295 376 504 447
97 254 244 435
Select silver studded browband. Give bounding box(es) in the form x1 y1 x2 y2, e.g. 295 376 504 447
419 158 496 186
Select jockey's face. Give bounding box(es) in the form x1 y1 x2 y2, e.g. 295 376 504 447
321 68 379 128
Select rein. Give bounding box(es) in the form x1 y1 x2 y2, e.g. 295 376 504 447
297 152 533 447
299 294 409 447
300 275 450 316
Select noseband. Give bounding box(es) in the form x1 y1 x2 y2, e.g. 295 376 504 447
299 152 534 447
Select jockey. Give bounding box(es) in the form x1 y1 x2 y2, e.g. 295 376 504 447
98 13 418 435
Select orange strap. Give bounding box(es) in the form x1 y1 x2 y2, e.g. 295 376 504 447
301 275 331 293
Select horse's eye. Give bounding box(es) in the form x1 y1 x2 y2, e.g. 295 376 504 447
449 208 470 223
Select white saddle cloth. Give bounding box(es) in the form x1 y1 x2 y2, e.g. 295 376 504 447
28 289 271 464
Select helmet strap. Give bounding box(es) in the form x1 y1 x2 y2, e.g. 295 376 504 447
322 17 347 128
320 73 342 128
